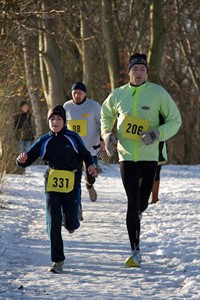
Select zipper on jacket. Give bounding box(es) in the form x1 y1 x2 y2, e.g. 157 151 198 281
133 87 138 161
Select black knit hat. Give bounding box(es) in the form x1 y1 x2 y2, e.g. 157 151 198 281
71 81 87 93
47 105 66 124
19 100 29 108
128 53 148 72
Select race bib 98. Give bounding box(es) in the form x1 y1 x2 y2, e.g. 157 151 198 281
67 120 87 136
46 169 75 193
122 116 149 141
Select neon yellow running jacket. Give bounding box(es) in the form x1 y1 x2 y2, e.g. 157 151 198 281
101 82 182 162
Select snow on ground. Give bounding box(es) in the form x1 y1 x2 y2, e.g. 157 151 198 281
0 163 199 300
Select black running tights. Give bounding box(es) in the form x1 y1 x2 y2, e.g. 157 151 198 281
120 161 157 251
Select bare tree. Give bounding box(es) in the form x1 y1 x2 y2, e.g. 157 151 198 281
148 0 166 84
20 25 43 136
39 0 65 108
101 0 121 90
0 0 199 165
79 2 96 96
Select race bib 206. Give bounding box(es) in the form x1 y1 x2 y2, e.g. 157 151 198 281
122 116 149 141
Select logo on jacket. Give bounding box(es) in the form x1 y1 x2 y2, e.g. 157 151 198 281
141 106 150 110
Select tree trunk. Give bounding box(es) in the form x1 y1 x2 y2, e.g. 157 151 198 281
101 0 121 90
80 3 95 98
21 26 43 137
148 0 165 84
39 0 65 108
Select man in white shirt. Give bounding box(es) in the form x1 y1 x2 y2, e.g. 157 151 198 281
63 82 104 218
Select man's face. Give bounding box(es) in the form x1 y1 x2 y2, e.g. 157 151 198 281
72 89 86 104
129 64 147 86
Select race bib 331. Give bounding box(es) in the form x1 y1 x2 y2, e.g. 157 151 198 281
46 169 75 193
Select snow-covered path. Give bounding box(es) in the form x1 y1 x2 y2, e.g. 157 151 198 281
0 164 200 299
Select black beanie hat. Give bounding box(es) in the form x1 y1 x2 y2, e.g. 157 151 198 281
19 100 29 108
128 53 148 72
71 81 87 93
47 105 66 124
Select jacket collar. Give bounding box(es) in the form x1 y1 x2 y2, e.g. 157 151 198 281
50 126 67 136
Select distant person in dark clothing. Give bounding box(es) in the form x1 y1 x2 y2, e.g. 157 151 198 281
14 100 35 152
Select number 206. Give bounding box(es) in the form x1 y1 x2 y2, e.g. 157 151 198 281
126 123 143 135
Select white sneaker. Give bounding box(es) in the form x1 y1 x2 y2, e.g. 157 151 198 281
48 261 64 273
124 251 141 268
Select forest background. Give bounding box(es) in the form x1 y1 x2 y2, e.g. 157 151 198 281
0 0 199 179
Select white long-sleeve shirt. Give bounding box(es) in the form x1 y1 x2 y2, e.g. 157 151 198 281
63 98 101 156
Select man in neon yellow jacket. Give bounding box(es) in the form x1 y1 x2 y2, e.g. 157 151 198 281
101 53 182 268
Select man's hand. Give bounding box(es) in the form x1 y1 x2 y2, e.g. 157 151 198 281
100 140 105 152
141 129 159 145
17 153 28 163
93 140 105 158
103 132 117 157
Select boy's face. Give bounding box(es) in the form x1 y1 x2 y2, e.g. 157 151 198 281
49 115 64 133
